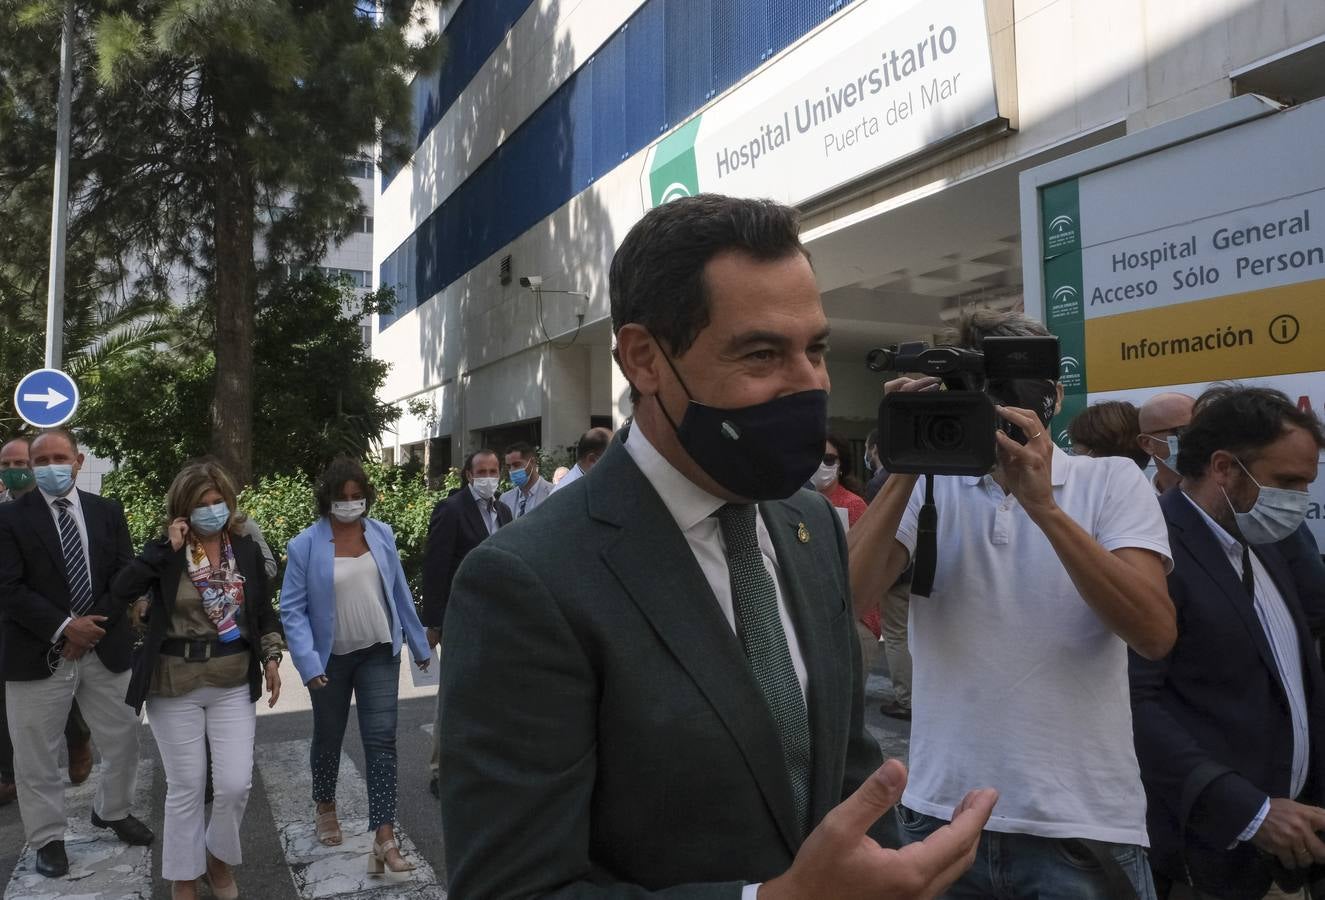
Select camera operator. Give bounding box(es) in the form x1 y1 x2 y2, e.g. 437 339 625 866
849 310 1176 897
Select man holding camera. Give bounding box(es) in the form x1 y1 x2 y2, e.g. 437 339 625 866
850 311 1176 897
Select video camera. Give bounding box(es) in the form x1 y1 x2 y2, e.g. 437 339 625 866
865 336 1060 477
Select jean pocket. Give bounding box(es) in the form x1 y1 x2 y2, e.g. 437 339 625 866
895 804 935 833
1055 838 1139 871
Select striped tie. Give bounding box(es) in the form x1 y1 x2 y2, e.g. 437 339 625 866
53 498 94 617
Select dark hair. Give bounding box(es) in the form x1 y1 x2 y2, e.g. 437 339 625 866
576 427 612 462
315 456 377 517
864 429 878 453
1176 385 1325 478
1067 401 1149 468
826 432 865 496
941 309 1050 352
464 449 499 473
610 194 809 403
504 442 535 461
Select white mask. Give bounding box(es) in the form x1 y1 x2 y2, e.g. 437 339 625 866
331 499 366 523
1224 458 1311 545
471 477 499 500
811 462 839 490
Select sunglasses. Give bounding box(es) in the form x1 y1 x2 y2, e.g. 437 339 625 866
822 453 839 466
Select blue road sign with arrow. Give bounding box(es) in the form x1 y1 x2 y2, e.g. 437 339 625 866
14 368 80 428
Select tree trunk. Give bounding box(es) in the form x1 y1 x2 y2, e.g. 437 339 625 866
210 90 256 486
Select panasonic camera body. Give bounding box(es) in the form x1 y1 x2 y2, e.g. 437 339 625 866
866 335 1061 476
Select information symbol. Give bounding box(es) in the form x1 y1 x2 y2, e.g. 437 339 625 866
1269 314 1299 344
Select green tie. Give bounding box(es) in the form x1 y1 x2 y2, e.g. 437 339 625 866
716 503 812 832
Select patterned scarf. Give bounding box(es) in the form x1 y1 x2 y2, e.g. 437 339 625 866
186 532 246 642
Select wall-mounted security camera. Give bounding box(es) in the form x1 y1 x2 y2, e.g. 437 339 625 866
519 275 543 288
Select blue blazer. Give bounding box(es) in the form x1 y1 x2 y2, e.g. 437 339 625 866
280 517 430 686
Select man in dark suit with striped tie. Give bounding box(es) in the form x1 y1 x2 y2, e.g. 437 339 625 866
0 428 153 878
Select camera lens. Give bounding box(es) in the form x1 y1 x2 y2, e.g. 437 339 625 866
925 415 965 451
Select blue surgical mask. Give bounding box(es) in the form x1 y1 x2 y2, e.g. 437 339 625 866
510 468 529 489
1224 458 1311 545
190 501 230 536
34 464 75 497
1165 434 1181 462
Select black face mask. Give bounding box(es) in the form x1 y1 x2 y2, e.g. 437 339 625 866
657 353 828 501
986 378 1058 444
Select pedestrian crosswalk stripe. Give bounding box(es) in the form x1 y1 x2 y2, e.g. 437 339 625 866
254 740 445 898
3 757 155 900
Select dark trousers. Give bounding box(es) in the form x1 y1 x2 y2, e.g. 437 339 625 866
0 688 90 783
308 642 400 829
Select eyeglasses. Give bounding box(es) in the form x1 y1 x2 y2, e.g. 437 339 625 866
822 453 839 466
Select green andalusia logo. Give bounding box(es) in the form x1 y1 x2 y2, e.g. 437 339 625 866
644 116 704 209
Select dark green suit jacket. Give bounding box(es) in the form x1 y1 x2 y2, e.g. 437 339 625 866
439 436 882 898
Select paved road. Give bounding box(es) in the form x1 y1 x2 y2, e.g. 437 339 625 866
0 649 910 899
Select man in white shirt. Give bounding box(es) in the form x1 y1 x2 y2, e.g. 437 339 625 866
498 442 553 519
550 427 613 493
438 194 995 898
1131 385 1325 900
850 310 1176 898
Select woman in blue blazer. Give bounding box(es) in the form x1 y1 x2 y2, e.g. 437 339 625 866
280 457 430 881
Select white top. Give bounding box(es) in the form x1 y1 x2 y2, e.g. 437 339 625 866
623 423 807 699
550 463 585 493
895 448 1171 846
331 552 392 655
468 484 499 534
1182 492 1308 827
40 487 90 643
499 476 553 519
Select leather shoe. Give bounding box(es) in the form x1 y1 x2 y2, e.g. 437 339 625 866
0 781 16 807
91 811 154 845
35 840 68 878
878 699 912 721
67 738 93 785
428 776 439 798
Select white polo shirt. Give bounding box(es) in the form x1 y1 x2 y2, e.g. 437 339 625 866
895 447 1171 846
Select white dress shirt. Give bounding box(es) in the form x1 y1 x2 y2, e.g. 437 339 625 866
1182 493 1310 842
39 487 90 642
469 484 499 534
623 424 807 698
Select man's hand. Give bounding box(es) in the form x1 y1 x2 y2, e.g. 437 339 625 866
1251 798 1325 869
427 626 441 649
61 641 88 660
759 760 996 900
885 375 942 397
307 674 329 690
63 614 107 649
993 405 1056 514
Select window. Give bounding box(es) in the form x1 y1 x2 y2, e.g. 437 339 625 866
354 215 374 234
321 267 372 289
360 325 373 348
345 157 373 180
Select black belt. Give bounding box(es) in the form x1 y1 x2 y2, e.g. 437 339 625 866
159 637 249 663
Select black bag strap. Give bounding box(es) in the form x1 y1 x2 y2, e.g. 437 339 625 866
911 475 938 597
1077 839 1141 899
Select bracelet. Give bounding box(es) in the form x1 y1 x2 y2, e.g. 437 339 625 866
262 652 283 667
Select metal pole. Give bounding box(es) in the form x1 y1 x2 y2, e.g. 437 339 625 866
44 0 74 370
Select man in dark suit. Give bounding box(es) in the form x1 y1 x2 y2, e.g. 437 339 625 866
1131 386 1325 899
438 195 996 897
422 447 510 796
0 428 153 877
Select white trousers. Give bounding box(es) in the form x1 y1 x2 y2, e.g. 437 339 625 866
146 684 256 881
5 653 142 848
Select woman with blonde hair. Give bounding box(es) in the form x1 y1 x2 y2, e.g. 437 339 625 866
114 459 284 900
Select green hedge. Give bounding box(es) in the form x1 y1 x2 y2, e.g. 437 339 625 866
103 462 466 601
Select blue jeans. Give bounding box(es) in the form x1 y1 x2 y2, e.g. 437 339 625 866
897 805 1158 899
309 642 401 829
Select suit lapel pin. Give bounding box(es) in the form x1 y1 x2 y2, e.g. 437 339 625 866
796 522 810 544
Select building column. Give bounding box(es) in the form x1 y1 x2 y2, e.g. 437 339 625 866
541 345 591 466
